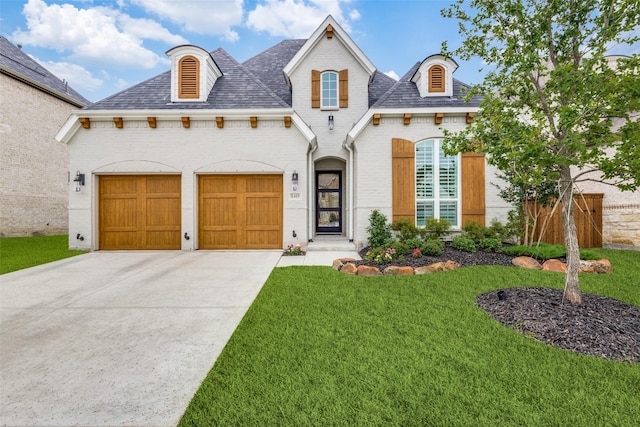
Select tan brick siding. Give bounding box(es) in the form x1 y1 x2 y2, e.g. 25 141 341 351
0 73 77 236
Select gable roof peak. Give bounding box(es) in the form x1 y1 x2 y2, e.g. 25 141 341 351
282 15 376 85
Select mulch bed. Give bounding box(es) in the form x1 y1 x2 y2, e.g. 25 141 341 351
477 287 640 363
356 244 639 363
356 243 515 268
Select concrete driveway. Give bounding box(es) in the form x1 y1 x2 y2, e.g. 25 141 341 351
0 250 282 427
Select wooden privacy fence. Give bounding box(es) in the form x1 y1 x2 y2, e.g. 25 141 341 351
524 193 604 248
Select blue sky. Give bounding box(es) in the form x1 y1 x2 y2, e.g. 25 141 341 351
1 0 637 103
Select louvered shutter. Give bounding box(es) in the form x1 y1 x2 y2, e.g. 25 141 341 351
179 56 199 99
339 69 348 108
429 65 445 93
311 70 320 108
461 153 486 226
392 138 416 224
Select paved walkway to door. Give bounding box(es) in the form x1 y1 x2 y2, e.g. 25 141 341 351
0 251 283 427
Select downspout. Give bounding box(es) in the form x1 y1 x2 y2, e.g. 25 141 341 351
307 142 318 242
343 137 354 243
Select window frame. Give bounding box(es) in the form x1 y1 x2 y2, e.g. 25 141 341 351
415 138 461 228
320 71 339 110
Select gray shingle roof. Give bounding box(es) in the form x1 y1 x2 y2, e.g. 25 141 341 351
242 39 306 106
83 37 480 111
372 62 482 108
0 36 89 107
85 48 289 110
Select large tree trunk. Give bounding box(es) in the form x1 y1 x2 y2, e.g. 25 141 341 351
559 165 582 304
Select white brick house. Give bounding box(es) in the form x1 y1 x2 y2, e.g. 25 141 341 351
0 36 89 236
57 16 510 251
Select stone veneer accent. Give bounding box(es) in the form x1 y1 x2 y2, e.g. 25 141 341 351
603 205 640 247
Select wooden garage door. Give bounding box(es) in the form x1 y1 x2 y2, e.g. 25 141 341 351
199 175 283 249
99 175 181 250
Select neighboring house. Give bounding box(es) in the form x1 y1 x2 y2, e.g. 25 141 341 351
0 36 90 237
56 16 511 251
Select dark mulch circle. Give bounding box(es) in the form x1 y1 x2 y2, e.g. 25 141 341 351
477 287 640 363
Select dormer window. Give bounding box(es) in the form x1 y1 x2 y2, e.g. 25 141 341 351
411 55 458 98
428 65 445 93
179 56 199 99
166 45 222 103
322 71 338 108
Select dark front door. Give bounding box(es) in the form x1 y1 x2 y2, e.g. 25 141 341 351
316 171 342 233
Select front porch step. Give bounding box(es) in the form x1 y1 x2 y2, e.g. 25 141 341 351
306 237 357 252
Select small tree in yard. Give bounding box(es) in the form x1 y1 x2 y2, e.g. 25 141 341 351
442 0 640 304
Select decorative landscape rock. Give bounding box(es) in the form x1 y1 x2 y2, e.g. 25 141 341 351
512 256 542 270
595 259 613 274
332 258 356 271
335 259 462 276
542 259 567 273
383 266 414 276
356 265 382 276
340 262 357 275
579 260 599 274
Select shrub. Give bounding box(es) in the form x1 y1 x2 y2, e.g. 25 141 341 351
366 210 394 248
505 210 525 244
462 220 496 243
389 241 410 256
451 235 477 252
421 217 452 239
391 219 420 242
479 237 502 252
421 238 445 256
404 237 424 252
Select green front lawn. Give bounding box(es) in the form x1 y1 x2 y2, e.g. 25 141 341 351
0 235 86 274
180 248 639 426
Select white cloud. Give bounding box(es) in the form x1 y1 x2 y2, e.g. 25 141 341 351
33 56 103 93
384 70 399 80
118 15 188 45
11 0 180 69
349 9 360 21
132 0 243 37
246 0 357 38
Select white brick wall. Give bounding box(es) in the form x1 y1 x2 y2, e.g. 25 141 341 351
351 115 512 249
0 74 77 236
67 118 310 250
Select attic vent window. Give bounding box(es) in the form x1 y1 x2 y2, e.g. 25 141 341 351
179 56 199 99
429 65 445 93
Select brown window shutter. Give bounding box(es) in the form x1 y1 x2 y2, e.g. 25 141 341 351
392 138 416 224
179 56 199 98
429 65 445 93
461 152 485 226
339 69 348 108
311 70 320 108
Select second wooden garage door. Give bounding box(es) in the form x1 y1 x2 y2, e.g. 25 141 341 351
99 175 181 250
199 175 283 249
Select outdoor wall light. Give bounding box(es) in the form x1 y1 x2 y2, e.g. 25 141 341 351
184 232 190 240
292 171 299 185
73 170 85 192
328 114 334 130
